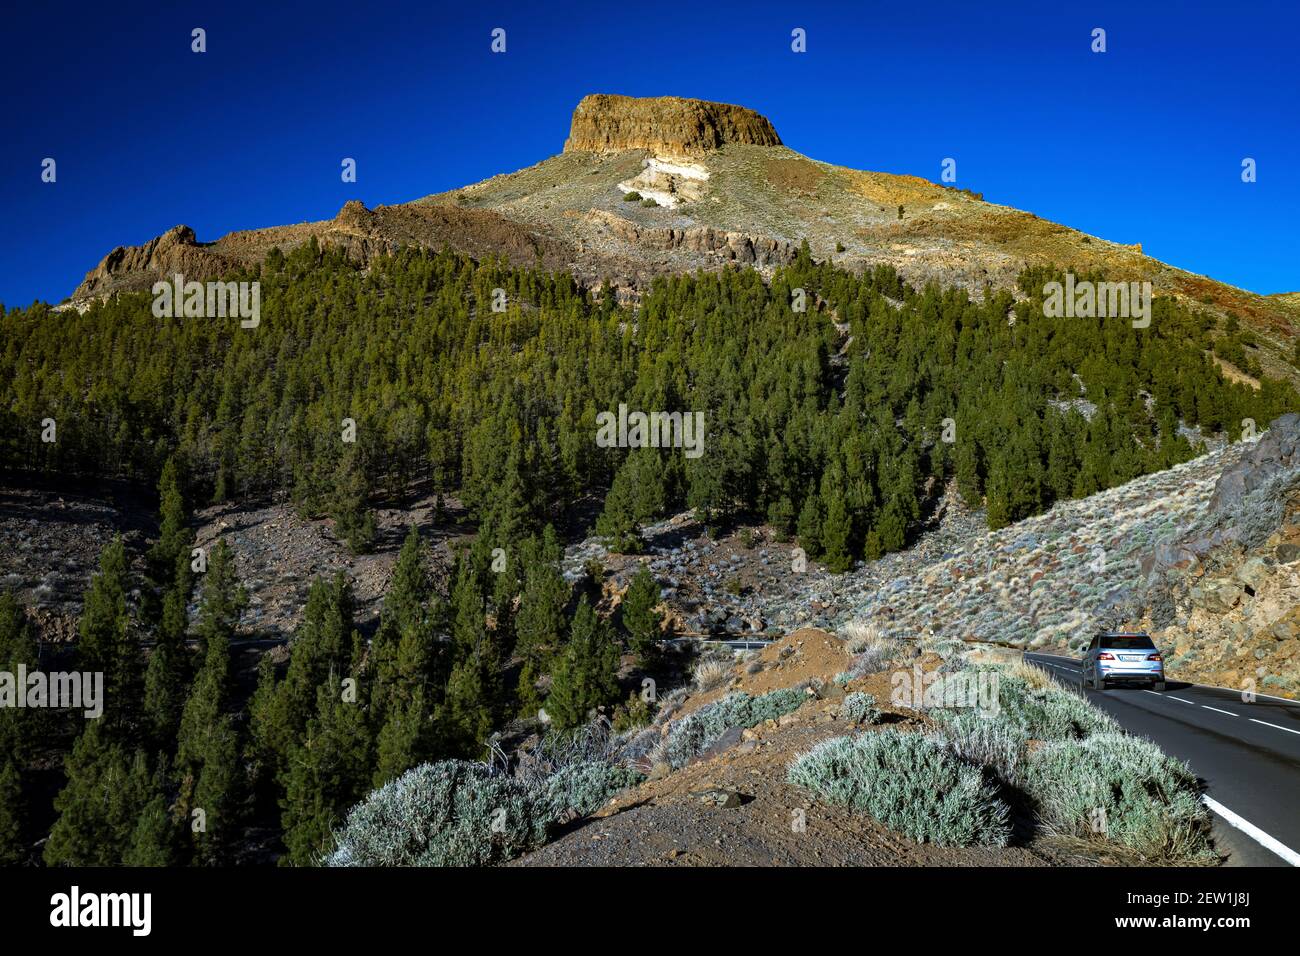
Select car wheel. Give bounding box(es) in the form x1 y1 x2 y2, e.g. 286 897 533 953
1153 680 1166 691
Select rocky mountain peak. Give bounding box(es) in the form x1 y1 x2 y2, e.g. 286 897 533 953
563 94 782 156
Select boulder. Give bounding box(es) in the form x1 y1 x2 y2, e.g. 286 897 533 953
1208 413 1300 516
1192 578 1244 612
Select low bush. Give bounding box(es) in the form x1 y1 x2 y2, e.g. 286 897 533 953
329 755 644 867
327 760 550 867
788 730 1011 847
841 620 882 654
1021 733 1214 862
930 709 1029 785
659 688 805 768
985 672 1119 741
840 621 904 677
841 691 881 725
542 761 644 820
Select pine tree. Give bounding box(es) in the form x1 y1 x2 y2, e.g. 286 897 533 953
796 489 823 557
596 457 645 553
0 759 24 865
546 596 620 731
515 528 569 670
123 790 180 867
819 486 854 572
373 686 432 787
143 553 194 749
149 455 190 576
331 454 376 554
620 564 663 667
478 453 534 552
441 559 499 756
627 449 667 522
175 630 243 863
282 674 372 866
384 526 430 637
0 593 39 765
43 725 149 866
370 527 441 725
77 537 141 739
954 440 983 507
252 573 357 780
196 538 246 651
190 716 241 865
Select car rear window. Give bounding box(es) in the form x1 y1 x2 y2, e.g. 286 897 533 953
1102 635 1156 650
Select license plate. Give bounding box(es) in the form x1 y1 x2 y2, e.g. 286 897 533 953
1121 655 1142 662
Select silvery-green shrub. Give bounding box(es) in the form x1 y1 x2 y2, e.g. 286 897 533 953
987 672 1119 741
787 729 1011 847
328 760 549 867
841 691 881 725
660 688 805 768
1021 732 1214 862
930 709 1028 785
542 761 643 819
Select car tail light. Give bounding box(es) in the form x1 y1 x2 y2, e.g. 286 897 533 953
1148 653 1162 662
1097 652 1115 660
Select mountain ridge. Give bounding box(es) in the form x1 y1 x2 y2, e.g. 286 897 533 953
67 94 1297 359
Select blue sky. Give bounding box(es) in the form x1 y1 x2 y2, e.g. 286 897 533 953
2 0 1296 305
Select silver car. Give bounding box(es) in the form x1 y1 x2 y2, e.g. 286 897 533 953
1081 632 1166 690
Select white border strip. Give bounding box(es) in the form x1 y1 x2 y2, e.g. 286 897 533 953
1204 797 1300 867
1249 718 1300 736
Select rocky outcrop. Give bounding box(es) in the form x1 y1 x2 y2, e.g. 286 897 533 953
69 201 578 302
1129 415 1300 697
1141 415 1300 575
1209 412 1300 514
564 94 781 156
76 224 238 298
586 210 797 267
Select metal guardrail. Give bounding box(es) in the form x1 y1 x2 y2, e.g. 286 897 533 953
662 634 776 650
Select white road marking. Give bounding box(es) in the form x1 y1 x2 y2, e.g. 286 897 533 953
1195 683 1300 705
1167 696 1196 705
1203 797 1300 867
1201 705 1239 717
1249 718 1300 737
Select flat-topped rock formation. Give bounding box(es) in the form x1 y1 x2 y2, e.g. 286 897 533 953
563 94 782 156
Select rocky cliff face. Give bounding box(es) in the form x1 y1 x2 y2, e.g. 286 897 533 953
1141 414 1300 697
76 224 238 297
563 94 782 156
70 200 577 301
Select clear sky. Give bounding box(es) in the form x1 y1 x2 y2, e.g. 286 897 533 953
2 0 1296 306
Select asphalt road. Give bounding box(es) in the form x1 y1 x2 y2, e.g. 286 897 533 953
1024 652 1300 867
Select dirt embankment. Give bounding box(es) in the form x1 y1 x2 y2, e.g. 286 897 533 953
516 629 1093 867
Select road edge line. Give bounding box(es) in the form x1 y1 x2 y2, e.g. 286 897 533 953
1203 796 1300 867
